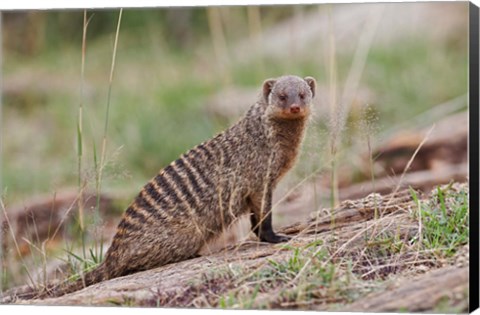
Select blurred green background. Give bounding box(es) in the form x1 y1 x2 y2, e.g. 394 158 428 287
1 3 468 205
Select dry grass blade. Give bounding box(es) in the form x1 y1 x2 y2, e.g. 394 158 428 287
76 10 95 233
386 124 435 207
0 12 3 208
247 6 265 77
0 199 35 289
326 5 339 209
99 8 123 176
326 5 383 209
339 5 383 112
207 7 231 86
92 8 123 260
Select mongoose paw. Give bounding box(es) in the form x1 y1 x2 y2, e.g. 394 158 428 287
261 233 291 244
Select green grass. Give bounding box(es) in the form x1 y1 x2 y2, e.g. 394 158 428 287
363 36 467 125
213 240 354 309
63 247 102 281
410 184 469 258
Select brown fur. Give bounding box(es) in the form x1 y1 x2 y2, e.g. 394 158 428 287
11 75 316 300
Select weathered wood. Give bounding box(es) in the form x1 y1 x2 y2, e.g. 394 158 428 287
339 162 467 200
341 266 469 312
372 112 467 177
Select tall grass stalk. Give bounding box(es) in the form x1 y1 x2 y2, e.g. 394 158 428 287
76 10 90 260
247 6 265 79
0 199 35 289
326 6 339 233
386 124 435 207
363 106 379 219
339 6 383 114
207 7 231 86
0 11 2 202
327 6 383 212
366 133 378 219
0 12 3 292
411 188 423 248
94 8 123 262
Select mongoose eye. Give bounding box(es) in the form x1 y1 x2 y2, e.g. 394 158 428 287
278 94 287 101
299 93 305 100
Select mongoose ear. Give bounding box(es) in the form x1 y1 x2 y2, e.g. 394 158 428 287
263 79 276 102
304 76 316 98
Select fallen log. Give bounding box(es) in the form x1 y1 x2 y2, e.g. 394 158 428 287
341 266 468 312
339 162 467 200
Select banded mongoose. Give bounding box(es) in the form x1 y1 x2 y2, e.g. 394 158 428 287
16 74 316 300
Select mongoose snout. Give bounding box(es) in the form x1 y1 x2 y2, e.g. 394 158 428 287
289 104 301 114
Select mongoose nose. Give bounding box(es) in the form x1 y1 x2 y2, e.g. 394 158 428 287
290 104 300 114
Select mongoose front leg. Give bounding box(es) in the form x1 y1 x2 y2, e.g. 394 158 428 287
248 190 291 243
250 210 290 243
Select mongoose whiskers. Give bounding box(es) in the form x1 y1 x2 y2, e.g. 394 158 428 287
12 74 316 300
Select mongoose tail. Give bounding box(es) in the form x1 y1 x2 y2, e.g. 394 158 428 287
44 263 108 298
1 263 107 301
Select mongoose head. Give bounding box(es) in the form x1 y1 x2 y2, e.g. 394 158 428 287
262 75 316 120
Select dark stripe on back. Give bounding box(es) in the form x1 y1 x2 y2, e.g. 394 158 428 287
197 143 214 161
145 180 180 209
125 206 147 224
205 139 230 169
219 138 234 166
156 166 182 204
143 182 171 208
224 136 236 153
144 174 190 219
176 158 202 196
184 150 214 187
118 218 141 232
136 193 168 223
144 182 160 201
164 162 198 209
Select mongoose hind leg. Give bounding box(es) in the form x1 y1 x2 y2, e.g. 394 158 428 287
104 219 205 278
